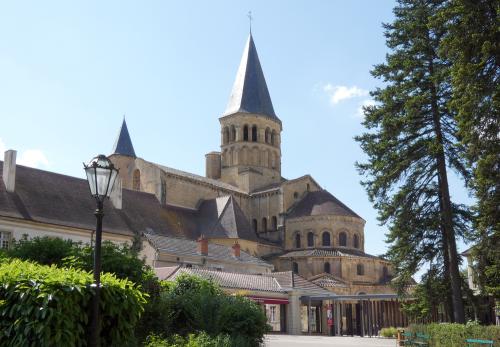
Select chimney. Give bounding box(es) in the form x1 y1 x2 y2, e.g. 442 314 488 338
110 177 122 209
3 150 17 193
205 152 221 179
232 242 241 258
197 235 208 256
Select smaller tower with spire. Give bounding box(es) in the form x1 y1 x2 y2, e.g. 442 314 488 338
218 34 282 192
112 118 136 157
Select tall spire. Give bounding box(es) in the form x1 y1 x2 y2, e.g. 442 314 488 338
112 118 136 157
223 34 279 121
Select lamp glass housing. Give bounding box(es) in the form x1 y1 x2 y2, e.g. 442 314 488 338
84 155 118 201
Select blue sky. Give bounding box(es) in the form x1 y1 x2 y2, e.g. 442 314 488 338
0 1 472 268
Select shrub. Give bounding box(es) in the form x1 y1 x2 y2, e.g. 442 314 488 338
380 327 398 338
0 259 147 347
144 333 250 347
6 237 155 287
409 323 500 346
142 274 269 347
7 236 79 267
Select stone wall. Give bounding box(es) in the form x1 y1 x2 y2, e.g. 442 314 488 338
285 215 366 252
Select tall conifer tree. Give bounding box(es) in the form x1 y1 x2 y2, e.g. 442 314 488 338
442 0 499 298
355 0 470 322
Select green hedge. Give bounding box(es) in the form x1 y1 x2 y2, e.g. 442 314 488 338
409 323 500 347
0 259 147 347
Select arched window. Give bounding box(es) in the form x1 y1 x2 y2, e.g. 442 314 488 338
339 232 347 247
262 217 267 232
357 264 364 276
383 266 389 280
252 125 258 142
252 219 258 234
271 130 276 145
271 216 278 230
307 232 314 247
306 183 310 191
354 234 360 249
322 232 331 246
243 125 249 141
295 233 301 248
265 128 270 143
292 262 299 274
324 262 331 274
293 192 299 199
223 127 229 144
132 169 141 191
230 125 236 142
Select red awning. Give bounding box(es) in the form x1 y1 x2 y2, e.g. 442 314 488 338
246 296 289 305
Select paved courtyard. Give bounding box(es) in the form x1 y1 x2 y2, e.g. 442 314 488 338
264 335 395 347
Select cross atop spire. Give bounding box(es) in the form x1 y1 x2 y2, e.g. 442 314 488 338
111 118 136 157
247 11 252 34
223 34 279 122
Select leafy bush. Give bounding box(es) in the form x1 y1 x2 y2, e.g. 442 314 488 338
0 259 147 347
380 327 398 338
144 333 250 347
142 274 269 347
7 236 79 267
409 323 500 346
5 236 156 287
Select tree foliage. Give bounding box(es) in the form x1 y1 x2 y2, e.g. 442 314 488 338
441 0 500 299
355 0 471 322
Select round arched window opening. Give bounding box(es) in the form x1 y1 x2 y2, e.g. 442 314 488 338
357 263 364 276
322 232 331 246
295 233 301 248
292 262 299 274
339 232 347 247
324 262 331 274
354 234 360 249
307 232 314 247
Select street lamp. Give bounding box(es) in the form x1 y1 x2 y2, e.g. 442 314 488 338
83 155 118 347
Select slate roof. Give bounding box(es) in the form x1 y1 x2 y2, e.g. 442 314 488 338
223 34 280 122
157 267 331 295
0 161 198 238
157 266 284 293
144 231 272 267
0 161 269 245
112 119 136 157
279 248 382 260
272 271 332 295
288 190 363 219
156 164 246 194
198 195 258 241
309 273 349 288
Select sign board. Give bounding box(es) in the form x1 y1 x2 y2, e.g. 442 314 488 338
327 304 333 326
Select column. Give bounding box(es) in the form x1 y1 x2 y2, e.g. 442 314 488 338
286 292 302 335
335 302 341 336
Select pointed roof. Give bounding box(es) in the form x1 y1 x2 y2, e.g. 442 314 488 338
112 119 136 157
198 195 258 241
223 34 279 122
288 190 363 220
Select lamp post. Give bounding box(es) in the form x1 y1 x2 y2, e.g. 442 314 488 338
84 155 118 347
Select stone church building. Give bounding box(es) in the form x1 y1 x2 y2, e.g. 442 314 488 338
0 34 407 336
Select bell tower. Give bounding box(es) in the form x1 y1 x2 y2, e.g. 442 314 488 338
219 34 282 193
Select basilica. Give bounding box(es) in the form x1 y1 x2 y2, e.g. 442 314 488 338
0 34 407 336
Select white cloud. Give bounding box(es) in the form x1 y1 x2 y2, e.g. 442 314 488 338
323 84 369 105
356 99 377 118
18 149 49 168
0 137 49 169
